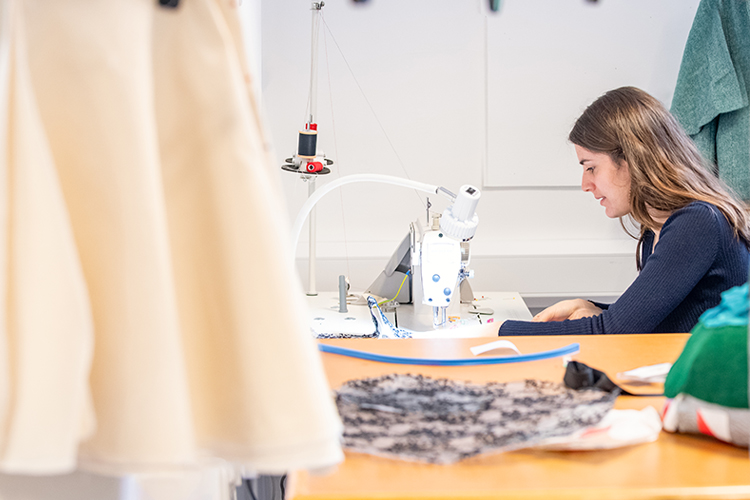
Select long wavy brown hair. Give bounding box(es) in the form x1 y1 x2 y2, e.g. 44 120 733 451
569 86 750 270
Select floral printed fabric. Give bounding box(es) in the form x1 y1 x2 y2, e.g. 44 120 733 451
314 296 411 339
663 393 750 447
335 373 617 464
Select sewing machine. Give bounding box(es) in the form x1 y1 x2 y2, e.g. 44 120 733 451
295 175 530 336
366 185 481 330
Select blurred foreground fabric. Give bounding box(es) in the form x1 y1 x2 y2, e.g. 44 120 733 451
0 0 342 477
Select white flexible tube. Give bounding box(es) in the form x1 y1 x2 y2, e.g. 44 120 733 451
291 174 444 257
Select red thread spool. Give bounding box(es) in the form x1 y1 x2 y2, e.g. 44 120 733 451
306 161 324 173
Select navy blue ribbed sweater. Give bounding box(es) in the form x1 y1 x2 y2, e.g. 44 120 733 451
499 202 749 335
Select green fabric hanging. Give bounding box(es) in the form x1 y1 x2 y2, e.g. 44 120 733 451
671 0 750 200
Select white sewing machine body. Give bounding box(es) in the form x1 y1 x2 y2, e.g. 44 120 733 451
418 230 462 309
367 184 481 330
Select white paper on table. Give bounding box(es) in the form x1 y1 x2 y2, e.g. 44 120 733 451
532 406 663 451
469 339 522 356
617 362 672 383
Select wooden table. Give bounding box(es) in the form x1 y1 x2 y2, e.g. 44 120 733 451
291 335 750 500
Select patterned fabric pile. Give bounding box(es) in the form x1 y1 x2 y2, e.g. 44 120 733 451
335 373 617 463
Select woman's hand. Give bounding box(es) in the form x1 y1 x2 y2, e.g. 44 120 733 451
532 299 602 322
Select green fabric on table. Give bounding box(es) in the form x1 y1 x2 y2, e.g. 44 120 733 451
664 284 749 409
670 0 750 200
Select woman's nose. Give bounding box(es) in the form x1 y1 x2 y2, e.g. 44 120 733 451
581 176 592 192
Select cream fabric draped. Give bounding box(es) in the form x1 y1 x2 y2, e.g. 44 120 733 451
0 0 343 475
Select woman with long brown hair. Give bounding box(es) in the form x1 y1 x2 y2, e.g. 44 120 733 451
499 87 750 335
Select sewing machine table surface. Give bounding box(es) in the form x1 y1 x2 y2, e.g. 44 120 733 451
306 291 533 336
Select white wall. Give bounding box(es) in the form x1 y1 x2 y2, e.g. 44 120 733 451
258 0 700 306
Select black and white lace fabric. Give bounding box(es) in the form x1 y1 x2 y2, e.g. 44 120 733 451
335 373 617 464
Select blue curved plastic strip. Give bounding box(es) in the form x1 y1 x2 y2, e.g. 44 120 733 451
318 342 580 366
